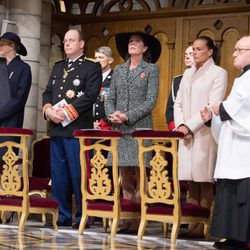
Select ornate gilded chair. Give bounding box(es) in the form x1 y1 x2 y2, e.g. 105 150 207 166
73 129 141 237
132 130 211 244
0 128 58 231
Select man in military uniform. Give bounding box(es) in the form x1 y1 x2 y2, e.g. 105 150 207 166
165 45 194 131
93 46 114 130
42 29 102 229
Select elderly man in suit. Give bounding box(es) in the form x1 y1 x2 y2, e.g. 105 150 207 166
93 46 114 130
42 29 102 229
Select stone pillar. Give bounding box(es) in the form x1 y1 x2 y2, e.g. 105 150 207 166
0 3 7 30
37 0 52 138
8 0 42 137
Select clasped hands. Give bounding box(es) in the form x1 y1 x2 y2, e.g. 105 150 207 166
108 111 128 124
176 125 193 140
176 102 221 140
46 106 66 124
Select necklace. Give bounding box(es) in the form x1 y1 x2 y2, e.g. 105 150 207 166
63 57 84 79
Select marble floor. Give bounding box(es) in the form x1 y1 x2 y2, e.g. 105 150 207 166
0 218 215 249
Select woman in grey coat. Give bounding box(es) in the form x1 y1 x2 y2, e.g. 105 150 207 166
105 31 161 233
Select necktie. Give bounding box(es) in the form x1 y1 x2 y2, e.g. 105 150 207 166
68 60 72 68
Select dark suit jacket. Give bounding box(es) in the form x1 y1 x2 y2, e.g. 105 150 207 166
42 55 102 137
0 56 32 128
165 75 182 131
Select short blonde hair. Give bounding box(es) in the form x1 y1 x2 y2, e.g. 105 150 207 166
95 46 114 58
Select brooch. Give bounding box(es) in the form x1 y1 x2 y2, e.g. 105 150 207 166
73 78 80 86
77 91 84 98
66 89 75 99
140 72 146 80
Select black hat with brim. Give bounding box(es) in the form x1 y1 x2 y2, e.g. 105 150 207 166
0 32 27 56
115 32 161 63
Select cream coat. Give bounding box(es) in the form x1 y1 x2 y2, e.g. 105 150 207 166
174 58 228 182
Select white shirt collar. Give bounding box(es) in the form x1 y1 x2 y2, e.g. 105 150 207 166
68 54 83 63
102 69 111 82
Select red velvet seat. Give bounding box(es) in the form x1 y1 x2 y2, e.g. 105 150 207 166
0 196 58 209
74 129 141 237
27 137 51 223
0 128 58 231
87 198 141 212
132 129 212 244
28 137 51 193
146 203 210 218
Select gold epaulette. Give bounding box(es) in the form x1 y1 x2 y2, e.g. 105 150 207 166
85 57 98 63
55 58 67 64
173 74 182 79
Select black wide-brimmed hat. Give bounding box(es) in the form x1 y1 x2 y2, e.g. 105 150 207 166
0 32 27 56
115 31 161 63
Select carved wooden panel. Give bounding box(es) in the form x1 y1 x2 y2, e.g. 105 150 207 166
51 1 250 130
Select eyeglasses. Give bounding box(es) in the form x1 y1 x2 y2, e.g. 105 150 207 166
233 48 250 54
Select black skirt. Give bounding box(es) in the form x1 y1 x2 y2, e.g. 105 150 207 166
211 178 250 242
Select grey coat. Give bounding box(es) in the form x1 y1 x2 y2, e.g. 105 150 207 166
105 59 159 166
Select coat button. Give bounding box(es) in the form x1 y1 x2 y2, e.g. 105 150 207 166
58 94 61 98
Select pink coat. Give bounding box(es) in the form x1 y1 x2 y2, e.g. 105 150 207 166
174 58 228 182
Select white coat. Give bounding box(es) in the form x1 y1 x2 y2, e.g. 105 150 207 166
174 58 228 182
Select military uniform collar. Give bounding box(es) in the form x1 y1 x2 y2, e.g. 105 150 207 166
242 64 250 74
68 54 83 63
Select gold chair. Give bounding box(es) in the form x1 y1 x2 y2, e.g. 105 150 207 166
0 128 58 231
132 129 211 244
74 129 141 237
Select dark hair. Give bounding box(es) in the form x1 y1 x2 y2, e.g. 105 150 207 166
195 35 218 63
68 29 85 41
125 35 152 63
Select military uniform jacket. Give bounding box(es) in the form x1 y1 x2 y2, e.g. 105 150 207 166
93 70 112 122
165 74 182 131
0 56 31 128
42 55 102 137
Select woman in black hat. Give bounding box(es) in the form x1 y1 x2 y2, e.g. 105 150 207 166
105 31 161 234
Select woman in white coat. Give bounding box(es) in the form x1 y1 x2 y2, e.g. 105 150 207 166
174 36 228 237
